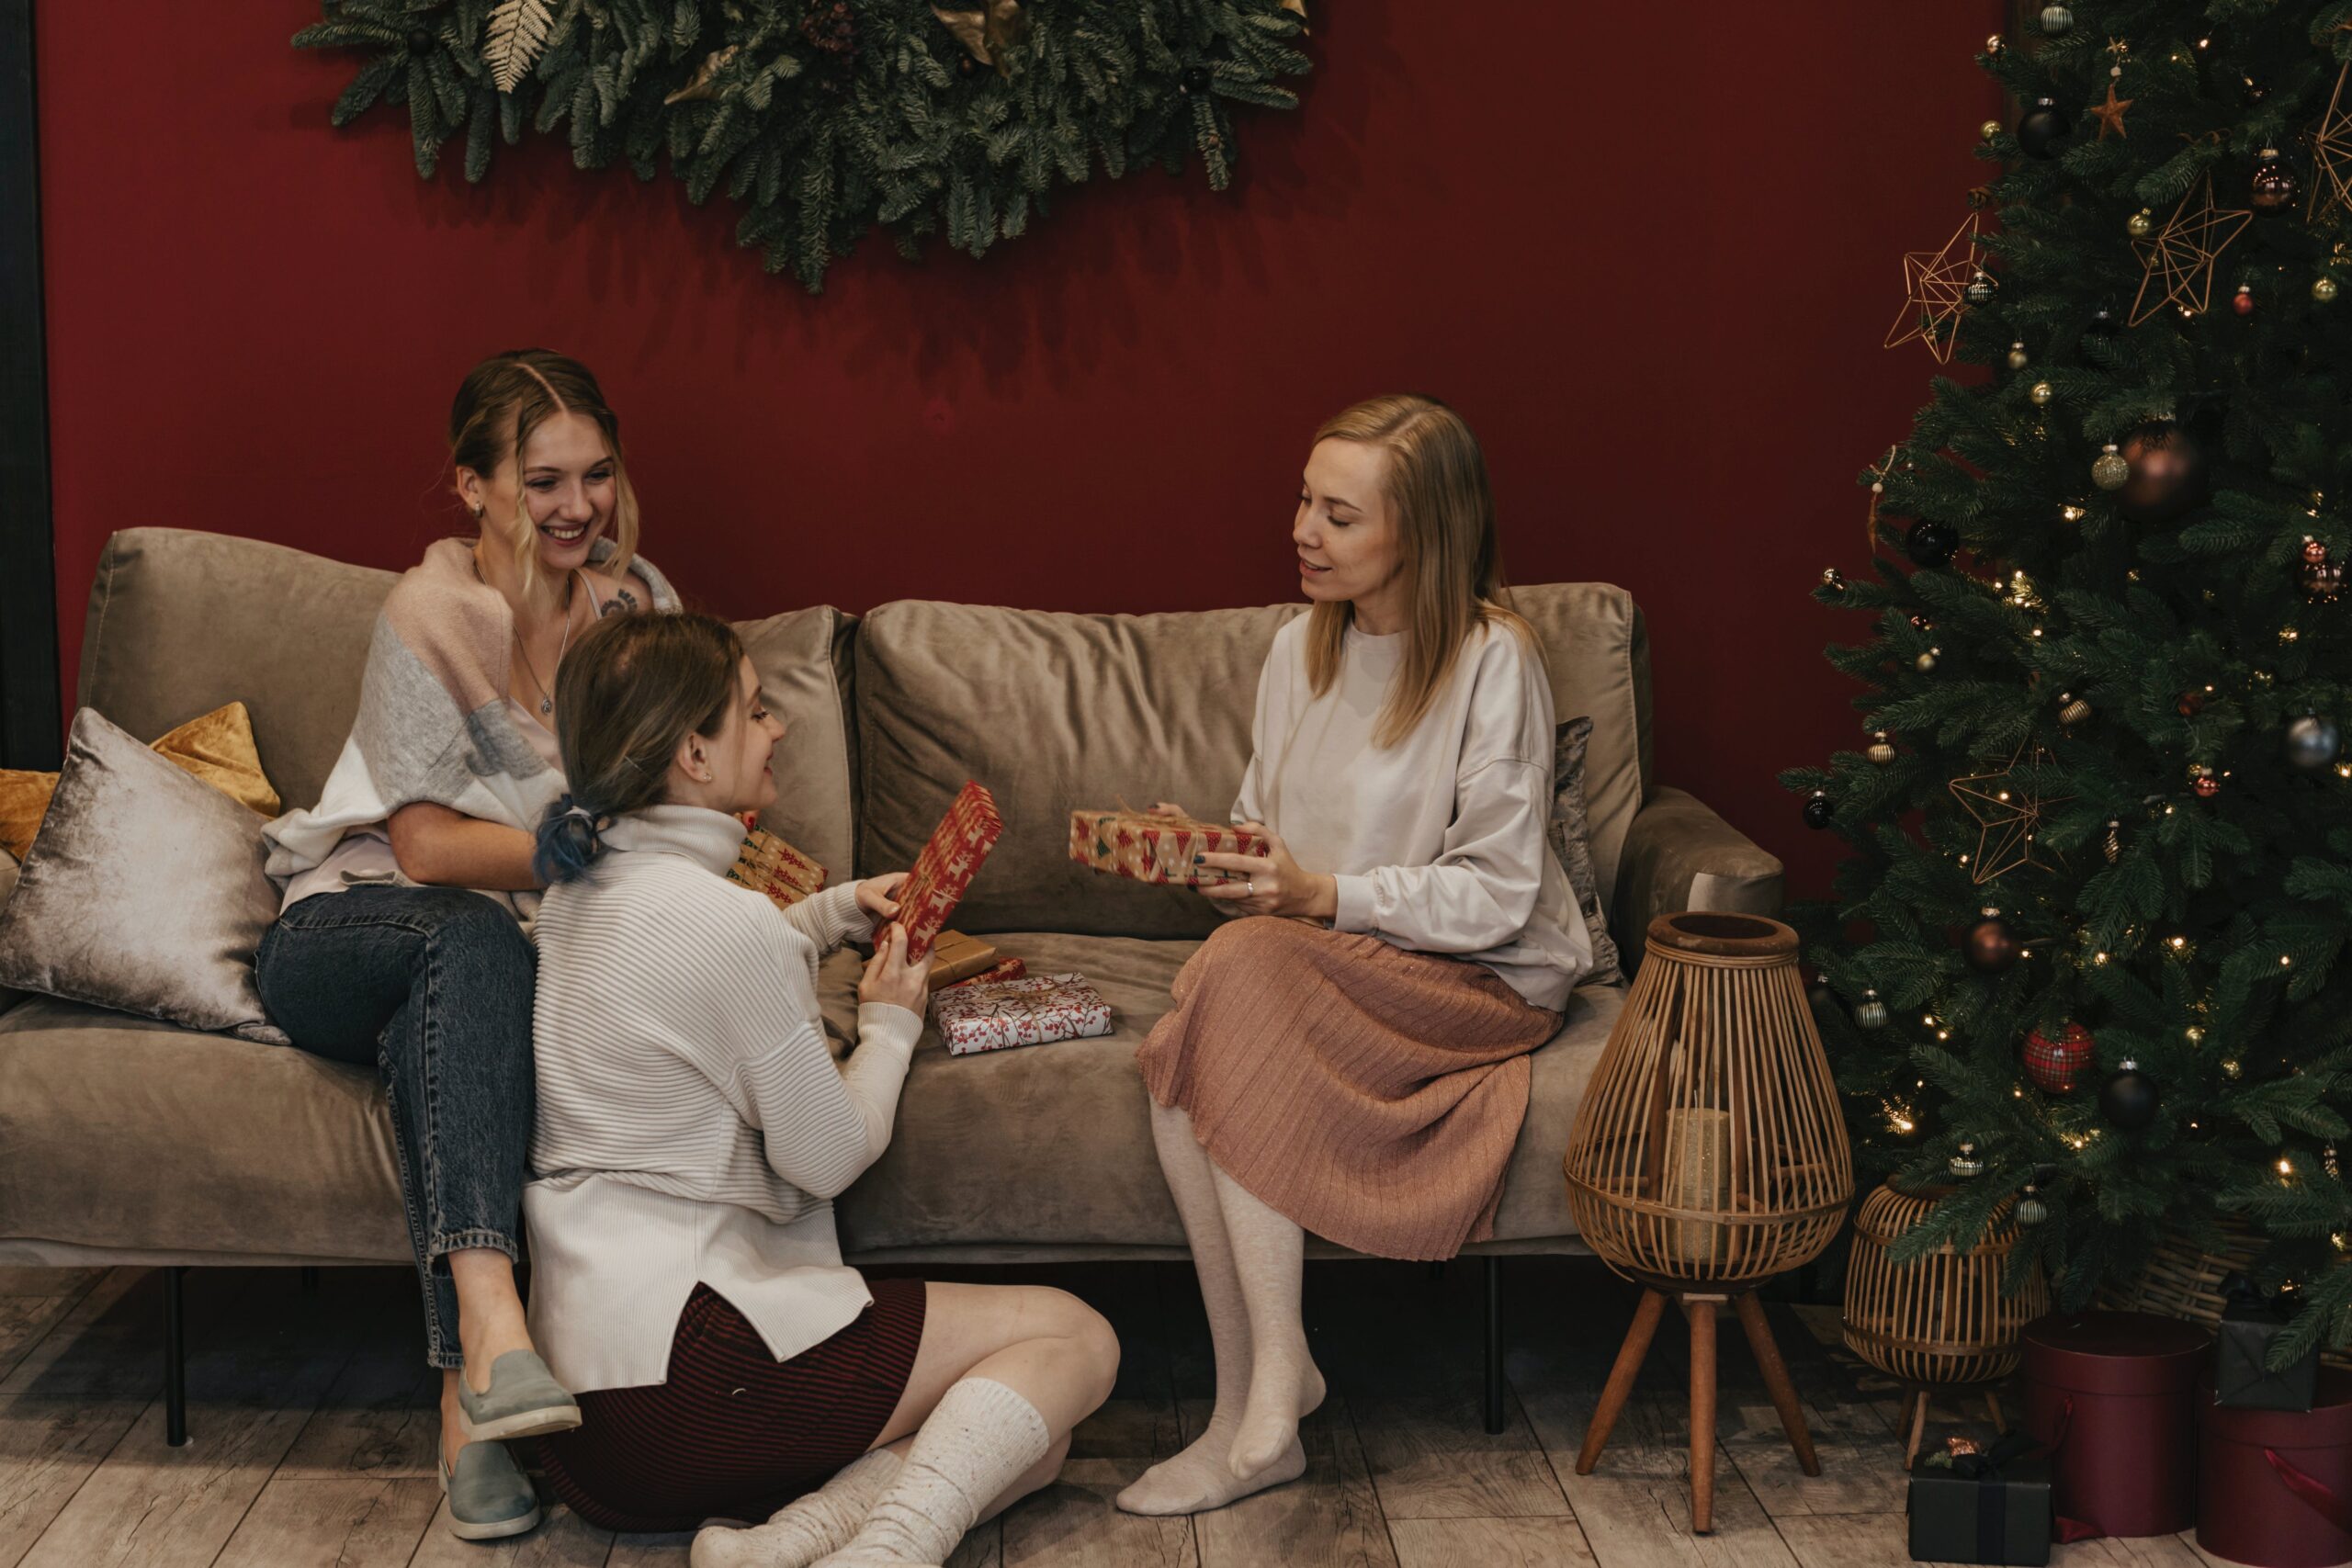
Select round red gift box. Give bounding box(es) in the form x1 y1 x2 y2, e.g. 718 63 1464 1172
2198 1367 2352 1568
2024 1311 2210 1537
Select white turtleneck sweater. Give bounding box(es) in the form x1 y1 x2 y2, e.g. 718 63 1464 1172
524 804 923 1394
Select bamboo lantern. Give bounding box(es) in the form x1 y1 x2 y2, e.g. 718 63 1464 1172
1843 1180 2047 1467
1563 911 1855 1534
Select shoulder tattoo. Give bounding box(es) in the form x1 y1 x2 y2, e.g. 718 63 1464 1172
600 588 639 619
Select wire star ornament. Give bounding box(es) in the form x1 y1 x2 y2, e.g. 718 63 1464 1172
1884 214 1979 363
1950 746 2074 885
2129 174 2252 325
2309 64 2352 225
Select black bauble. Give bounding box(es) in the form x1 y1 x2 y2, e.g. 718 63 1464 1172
1180 64 1213 94
1803 791 1834 829
2099 1064 2160 1131
2018 97 2072 160
2085 306 2121 338
1906 520 1959 568
2287 714 2344 772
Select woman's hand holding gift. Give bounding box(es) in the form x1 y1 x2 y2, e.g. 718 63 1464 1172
1198 824 1339 921
859 922 933 1014
856 872 910 924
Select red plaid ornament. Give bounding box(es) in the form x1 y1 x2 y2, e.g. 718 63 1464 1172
2023 1021 2095 1095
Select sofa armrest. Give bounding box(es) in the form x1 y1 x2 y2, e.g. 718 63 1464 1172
1608 786 1784 962
0 850 22 1017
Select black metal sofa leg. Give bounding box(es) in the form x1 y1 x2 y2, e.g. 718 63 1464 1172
1483 1256 1505 1434
164 1266 188 1447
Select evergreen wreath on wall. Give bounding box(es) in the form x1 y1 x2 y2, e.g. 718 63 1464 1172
295 0 1313 291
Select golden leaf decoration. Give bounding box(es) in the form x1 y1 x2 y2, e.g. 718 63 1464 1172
663 44 742 106
932 1 1027 71
485 0 556 93
1282 0 1308 24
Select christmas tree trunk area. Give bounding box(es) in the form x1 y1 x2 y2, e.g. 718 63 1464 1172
1783 1 2352 1369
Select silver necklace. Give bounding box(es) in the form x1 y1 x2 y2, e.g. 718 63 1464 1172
513 571 579 716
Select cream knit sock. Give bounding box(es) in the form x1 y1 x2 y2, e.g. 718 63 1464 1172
691 1450 901 1568
816 1379 1050 1568
1212 1162 1324 1481
1116 1101 1307 1516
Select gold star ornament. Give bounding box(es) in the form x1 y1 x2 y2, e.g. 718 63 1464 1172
2310 64 2352 224
2129 174 2252 325
1950 746 2074 884
1885 214 1980 363
2088 81 2133 140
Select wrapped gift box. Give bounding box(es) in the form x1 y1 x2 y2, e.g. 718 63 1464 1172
1906 1434 2053 1565
1069 807 1268 888
949 957 1027 988
886 782 1002 963
2023 1311 2208 1538
924 931 1001 992
933 973 1113 1055
2216 1276 2321 1412
729 827 828 910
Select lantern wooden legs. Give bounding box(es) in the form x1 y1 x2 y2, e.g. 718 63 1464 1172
1896 1385 2008 1470
1575 1287 1820 1534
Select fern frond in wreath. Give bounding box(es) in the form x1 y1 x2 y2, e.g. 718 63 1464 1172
293 0 1313 292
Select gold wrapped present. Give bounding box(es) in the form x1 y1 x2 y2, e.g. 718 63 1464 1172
1068 808 1269 888
729 827 828 910
925 931 1001 991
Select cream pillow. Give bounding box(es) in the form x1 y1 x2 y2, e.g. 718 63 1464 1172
0 710 287 1042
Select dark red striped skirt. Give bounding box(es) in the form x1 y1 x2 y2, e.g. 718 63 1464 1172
536 1279 928 1533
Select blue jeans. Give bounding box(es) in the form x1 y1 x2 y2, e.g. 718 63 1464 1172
255 885 537 1370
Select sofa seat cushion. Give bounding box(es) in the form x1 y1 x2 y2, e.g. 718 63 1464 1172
0 995 409 1261
817 930 1622 1256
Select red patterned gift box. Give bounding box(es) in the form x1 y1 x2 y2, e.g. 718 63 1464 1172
729 827 828 911
885 782 1003 963
1068 808 1269 888
933 973 1113 1055
949 957 1027 989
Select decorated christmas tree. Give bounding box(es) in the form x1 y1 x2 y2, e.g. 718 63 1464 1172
1786 1 2352 1364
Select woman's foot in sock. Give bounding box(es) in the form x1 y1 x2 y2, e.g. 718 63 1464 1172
693 1450 900 1568
1227 1354 1325 1481
1116 1414 1306 1515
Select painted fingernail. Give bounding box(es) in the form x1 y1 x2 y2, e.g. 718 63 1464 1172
1193 854 1204 863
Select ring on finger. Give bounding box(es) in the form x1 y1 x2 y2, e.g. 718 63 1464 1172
1245 879 1256 896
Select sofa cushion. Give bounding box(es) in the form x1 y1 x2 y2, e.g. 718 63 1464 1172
0 995 409 1261
78 528 859 878
817 930 1622 1254
852 587 1650 940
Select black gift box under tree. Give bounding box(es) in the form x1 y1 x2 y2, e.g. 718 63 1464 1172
1906 1433 2052 1566
2216 1274 2321 1413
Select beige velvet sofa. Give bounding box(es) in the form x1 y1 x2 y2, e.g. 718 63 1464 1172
0 528 1783 1438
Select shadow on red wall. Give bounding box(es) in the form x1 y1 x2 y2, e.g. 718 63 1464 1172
38 3 2006 896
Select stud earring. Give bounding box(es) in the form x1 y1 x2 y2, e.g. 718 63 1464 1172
471 502 485 521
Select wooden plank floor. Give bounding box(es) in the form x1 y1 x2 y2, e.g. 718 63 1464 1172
0 1258 2226 1568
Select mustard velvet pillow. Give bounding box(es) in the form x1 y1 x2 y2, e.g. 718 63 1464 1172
0 701 279 861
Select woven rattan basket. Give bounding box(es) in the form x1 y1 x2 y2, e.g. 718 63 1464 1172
2099 1214 2352 1371
1843 1180 2047 1388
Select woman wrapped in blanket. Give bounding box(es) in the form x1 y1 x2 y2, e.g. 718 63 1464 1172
1117 395 1592 1516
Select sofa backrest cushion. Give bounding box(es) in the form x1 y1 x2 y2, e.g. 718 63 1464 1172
76 529 859 874
853 583 1650 941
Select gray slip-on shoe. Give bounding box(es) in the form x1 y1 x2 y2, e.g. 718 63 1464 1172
457 1348 583 1442
437 1438 542 1541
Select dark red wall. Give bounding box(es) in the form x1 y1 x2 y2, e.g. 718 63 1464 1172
37 4 2004 893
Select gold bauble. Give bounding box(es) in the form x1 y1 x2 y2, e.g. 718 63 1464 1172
2092 443 2131 491
2318 276 2343 304
2007 342 2030 370
2127 209 2154 239
1981 118 2004 142
1917 648 1941 673
1867 733 1896 766
2029 381 2054 406
1985 34 2006 57
2058 694 2092 727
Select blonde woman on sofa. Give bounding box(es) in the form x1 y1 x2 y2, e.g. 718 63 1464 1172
521 611 1119 1568
1117 394 1591 1516
257 350 679 1540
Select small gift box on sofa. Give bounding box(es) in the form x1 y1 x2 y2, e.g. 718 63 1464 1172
1906 1431 2053 1565
2199 1367 2352 1568
729 825 828 909
933 973 1113 1056
2216 1273 2322 1412
1068 807 1267 888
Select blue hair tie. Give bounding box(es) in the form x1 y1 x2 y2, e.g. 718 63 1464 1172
534 795 610 885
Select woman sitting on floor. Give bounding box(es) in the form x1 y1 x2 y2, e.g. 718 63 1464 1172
1118 393 1591 1517
522 610 1119 1567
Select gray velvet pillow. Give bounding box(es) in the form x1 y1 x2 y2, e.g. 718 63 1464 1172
0 709 287 1043
1549 716 1623 987
0 849 22 1016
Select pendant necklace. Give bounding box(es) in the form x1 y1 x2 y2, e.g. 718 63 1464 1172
513 571 579 716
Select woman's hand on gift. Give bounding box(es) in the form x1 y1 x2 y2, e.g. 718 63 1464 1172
1198 825 1338 921
856 873 910 923
859 922 933 1014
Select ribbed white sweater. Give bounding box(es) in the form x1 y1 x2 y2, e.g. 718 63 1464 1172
524 804 923 1394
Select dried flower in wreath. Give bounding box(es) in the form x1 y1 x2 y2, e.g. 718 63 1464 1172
485 0 555 93
932 1 1028 73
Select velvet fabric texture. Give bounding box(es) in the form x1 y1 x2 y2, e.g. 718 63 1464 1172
1548 717 1624 987
0 700 279 861
0 709 288 1043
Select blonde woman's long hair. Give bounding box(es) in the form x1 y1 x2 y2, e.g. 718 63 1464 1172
448 349 642 598
1303 395 1539 747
